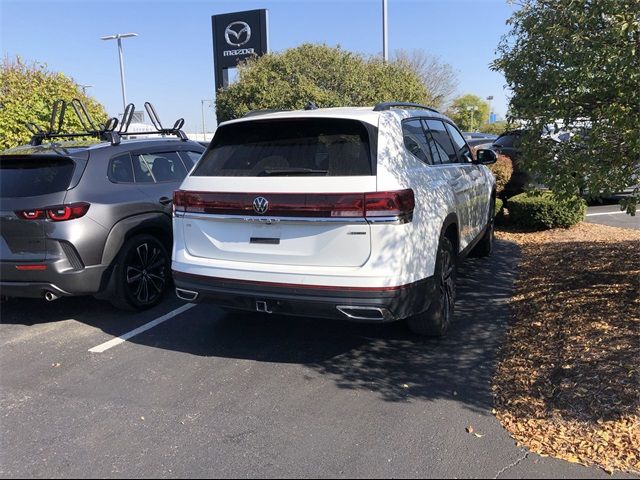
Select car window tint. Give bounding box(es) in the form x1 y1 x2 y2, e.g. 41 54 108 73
108 154 134 183
445 123 473 163
142 152 188 182
424 119 458 164
179 151 202 169
134 152 188 183
132 155 154 183
402 120 432 164
0 155 75 197
193 118 374 177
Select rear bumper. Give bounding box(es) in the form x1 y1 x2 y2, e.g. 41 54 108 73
172 271 436 322
0 263 108 299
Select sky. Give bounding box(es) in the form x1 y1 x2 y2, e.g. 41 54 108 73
1 0 517 134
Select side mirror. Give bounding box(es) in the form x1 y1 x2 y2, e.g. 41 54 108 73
475 149 497 165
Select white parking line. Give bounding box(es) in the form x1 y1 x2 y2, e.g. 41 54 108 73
88 303 196 353
586 211 628 217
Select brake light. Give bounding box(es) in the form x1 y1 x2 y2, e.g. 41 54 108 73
173 190 414 221
365 189 415 217
16 203 90 222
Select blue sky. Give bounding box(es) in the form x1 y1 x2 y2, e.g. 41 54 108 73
1 0 516 133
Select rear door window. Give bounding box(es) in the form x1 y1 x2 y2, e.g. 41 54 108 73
193 118 375 177
179 151 203 169
424 120 458 164
402 120 432 164
131 151 188 183
0 155 75 197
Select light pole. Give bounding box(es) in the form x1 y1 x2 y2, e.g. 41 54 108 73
100 33 138 112
201 99 214 139
486 96 494 123
382 0 388 62
466 105 479 131
78 84 93 95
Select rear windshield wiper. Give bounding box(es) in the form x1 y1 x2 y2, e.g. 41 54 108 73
257 168 328 176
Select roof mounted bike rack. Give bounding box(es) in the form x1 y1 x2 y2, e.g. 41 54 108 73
373 102 440 114
26 99 189 146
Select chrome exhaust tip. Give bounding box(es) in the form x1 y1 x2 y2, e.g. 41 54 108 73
44 291 60 302
175 288 198 302
336 305 394 322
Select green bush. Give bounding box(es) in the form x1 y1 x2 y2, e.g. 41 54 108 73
508 192 586 230
1 57 108 150
215 43 434 122
495 198 504 217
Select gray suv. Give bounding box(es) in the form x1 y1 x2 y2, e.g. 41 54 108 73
0 103 204 310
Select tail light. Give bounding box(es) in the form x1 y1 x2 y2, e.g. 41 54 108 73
16 203 90 222
174 189 414 222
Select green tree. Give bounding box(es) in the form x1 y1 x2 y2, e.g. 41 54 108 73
0 57 108 150
446 94 490 131
215 43 434 122
493 0 640 214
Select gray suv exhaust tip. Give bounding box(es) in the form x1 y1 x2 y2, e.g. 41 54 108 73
175 288 198 302
44 291 60 302
336 305 394 322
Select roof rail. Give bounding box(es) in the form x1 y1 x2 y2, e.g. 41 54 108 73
373 102 440 114
26 100 189 146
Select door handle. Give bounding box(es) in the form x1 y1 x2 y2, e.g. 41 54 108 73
159 196 172 206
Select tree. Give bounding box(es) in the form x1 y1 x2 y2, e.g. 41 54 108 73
0 57 108 150
493 0 640 214
215 44 434 122
446 94 490 131
391 49 458 110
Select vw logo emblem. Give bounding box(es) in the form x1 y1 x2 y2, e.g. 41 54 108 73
253 196 269 214
224 21 251 47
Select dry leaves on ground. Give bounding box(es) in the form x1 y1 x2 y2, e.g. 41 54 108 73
494 223 640 474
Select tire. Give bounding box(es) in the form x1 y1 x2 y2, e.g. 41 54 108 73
109 234 170 311
469 196 495 258
407 236 457 337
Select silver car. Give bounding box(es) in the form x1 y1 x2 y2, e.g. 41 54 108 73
0 138 204 310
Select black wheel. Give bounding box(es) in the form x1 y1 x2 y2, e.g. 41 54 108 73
407 236 457 337
109 234 169 311
470 196 495 258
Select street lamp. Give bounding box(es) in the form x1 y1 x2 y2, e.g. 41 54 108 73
100 33 138 112
466 105 479 131
78 84 93 94
486 96 494 124
201 99 214 139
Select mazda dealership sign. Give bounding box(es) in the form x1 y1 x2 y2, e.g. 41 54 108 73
212 10 269 91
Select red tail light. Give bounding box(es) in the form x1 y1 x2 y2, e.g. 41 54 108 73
16 203 90 222
16 264 47 271
174 190 414 222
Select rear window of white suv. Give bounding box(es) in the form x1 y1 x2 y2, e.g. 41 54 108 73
193 118 375 177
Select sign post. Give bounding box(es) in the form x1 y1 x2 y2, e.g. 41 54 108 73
212 9 269 92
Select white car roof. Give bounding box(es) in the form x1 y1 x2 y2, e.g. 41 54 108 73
220 106 451 128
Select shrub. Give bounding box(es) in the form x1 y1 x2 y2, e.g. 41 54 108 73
1 57 108 150
508 192 586 230
488 154 514 196
495 198 504 217
215 43 434 122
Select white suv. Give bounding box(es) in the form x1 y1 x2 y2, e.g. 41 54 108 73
172 102 497 336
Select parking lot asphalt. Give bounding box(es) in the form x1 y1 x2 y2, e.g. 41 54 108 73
1 240 637 479
586 201 639 230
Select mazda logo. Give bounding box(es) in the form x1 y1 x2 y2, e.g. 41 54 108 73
253 196 269 214
224 21 251 47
